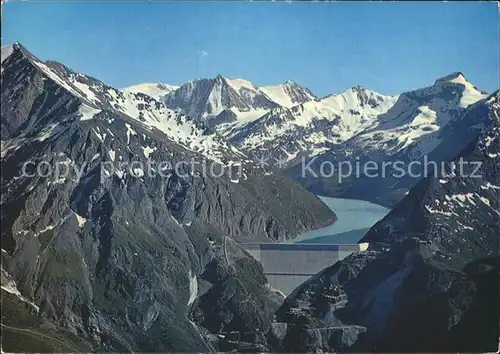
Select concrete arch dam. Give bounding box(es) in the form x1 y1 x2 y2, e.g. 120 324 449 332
240 243 369 295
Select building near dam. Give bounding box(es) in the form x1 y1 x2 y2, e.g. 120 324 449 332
240 243 369 295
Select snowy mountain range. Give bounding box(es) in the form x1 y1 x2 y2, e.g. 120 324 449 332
1 43 335 352
1 45 252 167
123 69 490 207
289 76 496 206
227 85 399 160
126 71 487 165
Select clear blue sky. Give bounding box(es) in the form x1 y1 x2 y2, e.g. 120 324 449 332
3 1 499 96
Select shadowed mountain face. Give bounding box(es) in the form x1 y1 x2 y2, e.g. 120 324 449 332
269 105 499 352
288 83 494 207
0 43 335 352
1 42 498 353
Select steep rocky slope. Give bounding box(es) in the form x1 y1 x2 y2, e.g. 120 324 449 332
0 43 335 352
270 113 499 352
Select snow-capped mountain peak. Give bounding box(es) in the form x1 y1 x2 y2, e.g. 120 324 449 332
225 77 258 93
260 80 317 108
121 82 179 101
1 43 246 165
127 68 489 171
1 43 18 64
321 86 398 115
432 72 487 108
434 71 467 85
344 74 490 159
164 75 278 126
214 74 225 83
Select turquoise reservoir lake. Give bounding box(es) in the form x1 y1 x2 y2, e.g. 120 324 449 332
290 196 390 244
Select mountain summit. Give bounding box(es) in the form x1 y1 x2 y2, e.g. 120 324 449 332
163 75 278 126
434 71 467 84
121 82 179 101
260 79 317 108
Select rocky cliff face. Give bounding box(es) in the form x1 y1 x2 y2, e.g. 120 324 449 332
0 43 335 352
270 113 499 352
